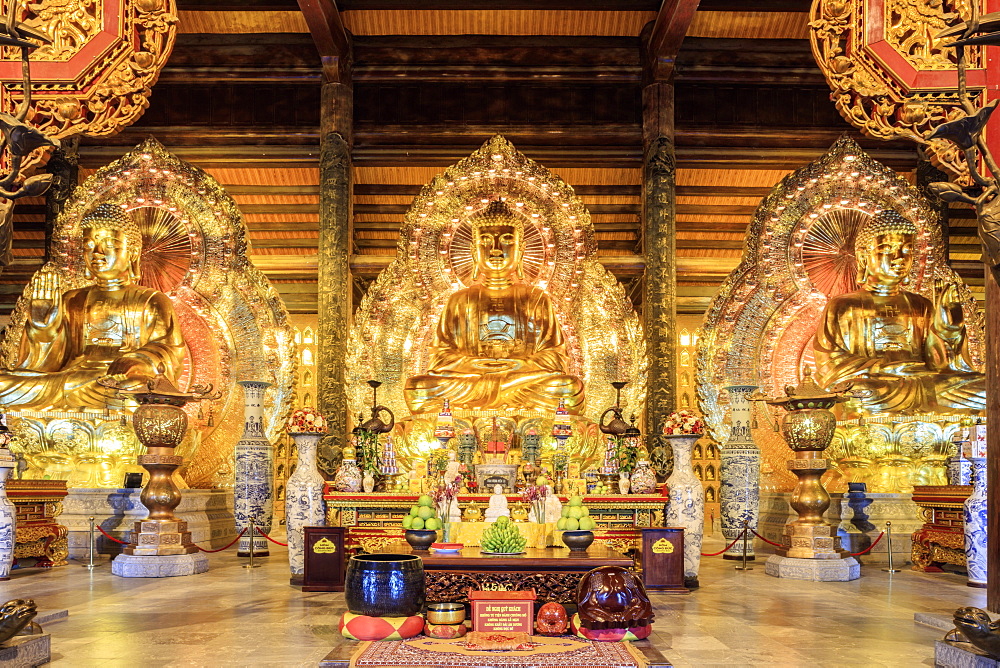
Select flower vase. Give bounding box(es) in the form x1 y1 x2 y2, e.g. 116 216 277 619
285 433 326 579
0 447 16 579
333 458 362 492
618 472 631 495
630 460 657 494
964 457 988 588
234 380 274 557
664 434 705 588
363 471 375 493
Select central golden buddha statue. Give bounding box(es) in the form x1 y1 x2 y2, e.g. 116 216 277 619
0 204 185 411
814 209 985 414
404 201 585 415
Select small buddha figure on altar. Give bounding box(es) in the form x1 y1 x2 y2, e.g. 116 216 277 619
0 204 185 410
403 200 585 414
484 484 510 522
814 209 985 414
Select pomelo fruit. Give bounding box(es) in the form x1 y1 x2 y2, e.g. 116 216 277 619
568 496 583 507
579 517 596 531
568 506 583 520
556 517 568 530
561 506 571 518
417 506 435 520
580 506 590 517
424 517 441 531
402 515 414 529
418 494 434 507
496 515 509 524
564 517 579 531
409 506 420 516
410 517 425 530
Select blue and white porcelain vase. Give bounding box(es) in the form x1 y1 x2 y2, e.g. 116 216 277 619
285 432 326 578
947 452 972 486
720 385 760 560
234 380 274 557
964 457 987 588
664 435 705 587
0 445 16 580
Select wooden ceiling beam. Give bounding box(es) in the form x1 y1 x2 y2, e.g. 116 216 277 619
297 0 350 82
644 0 703 82
339 1 659 8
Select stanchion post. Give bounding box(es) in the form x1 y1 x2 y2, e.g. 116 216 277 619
882 521 900 573
735 520 753 571
85 516 96 570
244 520 260 569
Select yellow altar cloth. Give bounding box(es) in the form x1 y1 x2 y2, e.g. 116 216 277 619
450 521 559 549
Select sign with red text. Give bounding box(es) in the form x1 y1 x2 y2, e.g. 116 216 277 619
469 589 536 635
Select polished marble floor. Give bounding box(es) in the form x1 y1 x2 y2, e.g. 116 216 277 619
1 533 982 667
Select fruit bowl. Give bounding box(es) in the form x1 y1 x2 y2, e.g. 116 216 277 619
561 530 595 552
404 529 437 551
430 542 463 553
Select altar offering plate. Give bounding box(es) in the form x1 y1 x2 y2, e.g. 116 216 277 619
480 550 527 556
430 542 463 553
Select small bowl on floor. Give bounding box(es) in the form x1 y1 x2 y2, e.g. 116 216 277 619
426 602 466 625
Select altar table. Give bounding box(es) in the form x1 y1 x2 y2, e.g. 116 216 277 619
323 490 665 556
374 542 633 604
10 480 68 569
911 485 971 573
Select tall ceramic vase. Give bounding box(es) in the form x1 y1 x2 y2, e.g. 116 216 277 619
235 380 274 557
720 385 760 560
664 435 705 588
286 433 326 579
964 457 988 588
0 446 15 580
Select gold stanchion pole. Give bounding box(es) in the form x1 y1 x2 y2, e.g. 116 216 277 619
244 521 260 569
85 516 96 570
735 520 753 571
882 521 900 573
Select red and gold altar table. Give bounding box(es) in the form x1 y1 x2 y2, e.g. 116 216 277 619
911 485 971 573
322 489 666 554
9 480 69 569
371 542 633 604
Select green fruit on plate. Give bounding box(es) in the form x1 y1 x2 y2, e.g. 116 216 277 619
417 506 435 520
579 517 596 531
568 507 583 519
411 517 425 530
569 496 583 507
564 517 579 531
556 517 568 530
580 506 590 516
561 506 570 518
425 517 441 531
409 506 420 516
418 494 434 507
402 515 414 529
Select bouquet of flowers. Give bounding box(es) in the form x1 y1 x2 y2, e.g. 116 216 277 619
522 483 548 524
287 407 326 434
432 476 463 539
662 409 705 436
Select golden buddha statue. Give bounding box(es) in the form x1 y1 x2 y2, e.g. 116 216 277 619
0 204 185 410
814 209 985 414
404 200 585 415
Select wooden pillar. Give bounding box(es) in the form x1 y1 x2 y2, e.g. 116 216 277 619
317 78 352 442
641 79 677 436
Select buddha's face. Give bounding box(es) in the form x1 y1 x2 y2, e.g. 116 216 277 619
84 226 135 283
864 230 914 287
474 223 520 277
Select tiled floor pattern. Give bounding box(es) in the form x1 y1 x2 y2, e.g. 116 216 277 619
1 534 980 667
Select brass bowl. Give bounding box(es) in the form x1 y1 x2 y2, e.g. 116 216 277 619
427 602 466 625
562 530 595 552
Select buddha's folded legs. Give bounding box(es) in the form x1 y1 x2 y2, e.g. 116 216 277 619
847 373 986 414
0 367 119 411
404 368 585 414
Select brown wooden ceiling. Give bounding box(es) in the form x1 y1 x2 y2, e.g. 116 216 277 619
2 0 981 317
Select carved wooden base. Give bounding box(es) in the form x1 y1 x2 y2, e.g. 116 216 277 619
426 570 583 604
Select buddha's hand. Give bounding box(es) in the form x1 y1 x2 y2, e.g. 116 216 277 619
107 355 155 382
471 358 522 373
933 279 965 332
27 269 63 332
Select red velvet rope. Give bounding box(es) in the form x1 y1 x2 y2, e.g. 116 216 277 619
196 527 248 553
849 531 885 556
750 529 784 548
701 529 747 556
252 525 288 547
97 524 249 553
96 525 128 545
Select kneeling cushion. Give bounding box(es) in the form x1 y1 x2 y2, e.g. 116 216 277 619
570 613 651 642
339 612 424 640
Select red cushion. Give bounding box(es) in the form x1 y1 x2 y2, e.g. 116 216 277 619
339 612 424 640
570 613 652 642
